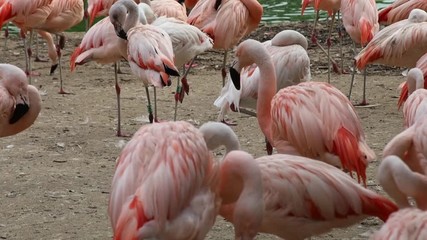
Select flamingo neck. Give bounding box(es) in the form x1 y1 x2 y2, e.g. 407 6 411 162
0 85 41 137
121 0 140 32
240 0 263 30
256 55 276 144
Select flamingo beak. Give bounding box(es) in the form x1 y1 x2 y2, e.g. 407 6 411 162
10 95 29 124
229 61 241 90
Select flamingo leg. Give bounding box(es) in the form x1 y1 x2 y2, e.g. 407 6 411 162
327 12 337 83
27 30 34 84
56 34 69 94
361 68 368 105
154 87 158 122
221 50 228 86
337 11 344 72
348 42 357 101
144 85 154 123
174 57 196 121
114 62 128 137
4 22 9 51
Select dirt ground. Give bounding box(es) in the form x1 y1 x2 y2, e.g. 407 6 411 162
0 20 408 239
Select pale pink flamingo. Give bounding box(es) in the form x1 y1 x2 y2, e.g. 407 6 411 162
398 52 427 108
187 0 263 86
0 64 41 137
377 155 427 210
87 0 143 26
0 0 53 82
70 16 128 136
220 152 398 239
109 121 263 239
301 0 343 81
214 29 311 123
370 208 427 239
109 0 180 123
229 39 375 185
401 68 427 127
151 0 187 21
378 0 427 25
341 0 379 106
355 9 427 71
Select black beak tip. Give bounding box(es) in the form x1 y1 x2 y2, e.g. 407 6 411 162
117 29 128 40
50 64 58 75
229 67 241 90
9 103 30 124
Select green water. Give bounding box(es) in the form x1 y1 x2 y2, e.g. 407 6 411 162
2 0 395 33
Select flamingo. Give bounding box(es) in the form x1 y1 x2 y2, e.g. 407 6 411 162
301 0 343 82
151 0 187 21
400 68 427 127
340 0 379 106
219 152 398 239
70 16 128 136
187 0 263 87
109 0 180 123
355 9 427 71
370 208 427 239
229 38 375 185
0 0 53 82
377 155 427 210
214 29 311 123
109 121 263 239
398 52 427 108
0 64 42 137
378 0 427 25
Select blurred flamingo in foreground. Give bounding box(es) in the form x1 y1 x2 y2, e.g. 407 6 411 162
109 0 180 123
341 0 379 106
214 30 311 124
109 121 263 239
398 52 427 108
220 153 398 239
0 64 41 137
370 208 427 239
378 0 427 25
229 38 374 185
187 0 263 86
355 9 427 73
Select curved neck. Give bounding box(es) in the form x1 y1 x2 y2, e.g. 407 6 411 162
407 69 424 95
0 85 41 137
219 150 263 239
200 122 240 154
240 0 263 31
256 54 276 144
121 0 140 32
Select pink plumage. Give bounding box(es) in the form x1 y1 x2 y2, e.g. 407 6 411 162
301 0 341 16
378 0 427 25
398 53 427 108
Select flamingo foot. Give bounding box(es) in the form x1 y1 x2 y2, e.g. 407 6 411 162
311 33 318 45
58 88 71 94
35 56 48 62
181 77 189 95
221 119 237 126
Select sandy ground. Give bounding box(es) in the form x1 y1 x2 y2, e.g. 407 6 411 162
0 20 408 239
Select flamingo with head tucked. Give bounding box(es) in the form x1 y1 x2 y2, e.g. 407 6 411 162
378 0 427 25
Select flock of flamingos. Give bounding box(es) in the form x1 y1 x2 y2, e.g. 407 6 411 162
1 0 427 239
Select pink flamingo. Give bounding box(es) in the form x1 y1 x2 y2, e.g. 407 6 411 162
378 0 427 25
87 0 144 26
229 39 375 185
370 208 427 239
109 121 263 239
109 0 180 123
355 9 427 71
301 0 343 81
0 0 53 82
70 16 128 136
377 155 427 210
400 68 427 127
151 0 187 21
187 0 263 86
214 29 311 123
341 0 379 106
398 52 427 108
220 152 398 239
0 64 42 137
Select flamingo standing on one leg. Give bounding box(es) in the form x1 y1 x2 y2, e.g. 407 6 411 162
187 0 263 87
229 38 375 185
214 29 311 125
219 152 398 239
398 52 427 108
70 16 128 136
109 121 263 239
378 0 427 25
109 0 180 123
370 208 427 239
0 64 42 137
341 0 379 106
301 0 343 82
0 0 54 83
355 9 427 74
